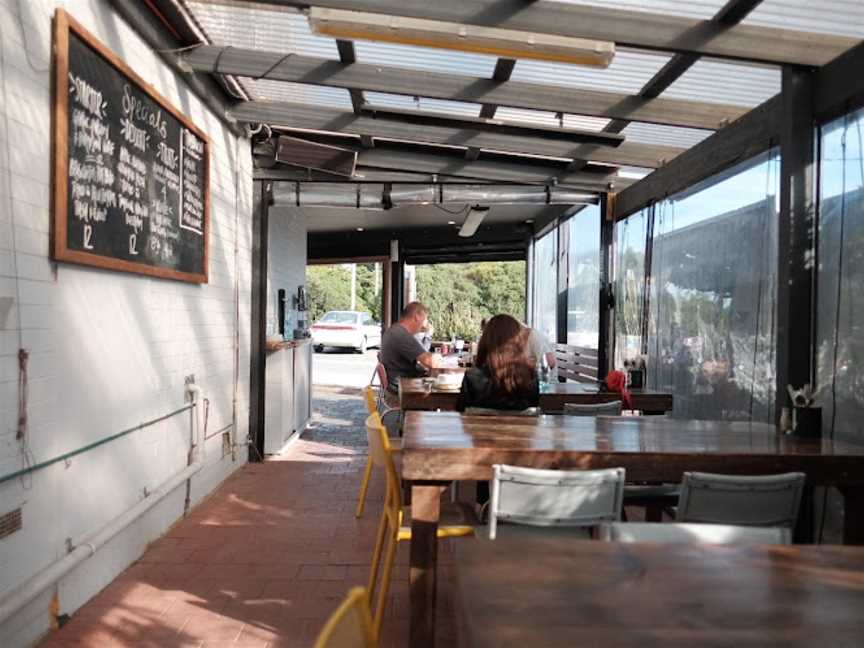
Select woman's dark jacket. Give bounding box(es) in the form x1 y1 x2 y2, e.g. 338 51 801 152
456 366 539 412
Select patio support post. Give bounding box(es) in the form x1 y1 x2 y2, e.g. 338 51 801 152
556 218 569 346
598 193 614 380
776 66 816 421
249 181 272 462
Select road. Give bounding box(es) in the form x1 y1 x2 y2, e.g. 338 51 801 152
312 347 379 389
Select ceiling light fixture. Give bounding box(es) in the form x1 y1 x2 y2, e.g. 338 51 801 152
459 205 489 238
309 8 615 68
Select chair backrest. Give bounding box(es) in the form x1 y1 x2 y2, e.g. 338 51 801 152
364 413 402 517
464 406 539 417
563 401 623 416
375 363 389 391
598 522 791 545
313 586 378 648
362 386 378 417
489 464 625 539
554 343 599 384
677 471 806 528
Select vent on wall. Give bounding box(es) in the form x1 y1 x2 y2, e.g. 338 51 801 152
0 508 23 540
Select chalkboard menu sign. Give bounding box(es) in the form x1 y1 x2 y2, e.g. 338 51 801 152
52 10 209 283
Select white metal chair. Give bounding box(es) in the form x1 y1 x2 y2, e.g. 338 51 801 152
488 465 625 540
562 401 623 416
677 472 806 528
598 522 791 545
464 406 539 416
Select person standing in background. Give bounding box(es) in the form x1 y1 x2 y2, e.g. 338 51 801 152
525 326 557 374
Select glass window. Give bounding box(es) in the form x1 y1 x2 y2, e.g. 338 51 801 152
613 208 649 367
566 205 601 348
816 107 864 442
647 150 780 421
532 227 558 344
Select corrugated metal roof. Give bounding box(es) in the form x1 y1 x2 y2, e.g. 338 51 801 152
185 2 338 58
511 47 671 95
354 41 497 77
546 0 726 20
495 108 611 131
180 0 863 157
661 58 781 108
363 93 482 117
745 0 864 38
621 123 712 149
246 79 354 110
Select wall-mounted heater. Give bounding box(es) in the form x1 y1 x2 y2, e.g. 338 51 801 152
276 135 357 177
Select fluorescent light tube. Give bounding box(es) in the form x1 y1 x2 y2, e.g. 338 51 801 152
309 8 615 68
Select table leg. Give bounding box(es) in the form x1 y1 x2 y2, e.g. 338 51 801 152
840 485 864 545
410 484 443 648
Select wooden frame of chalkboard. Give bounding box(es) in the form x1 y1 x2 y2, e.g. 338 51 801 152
52 9 210 283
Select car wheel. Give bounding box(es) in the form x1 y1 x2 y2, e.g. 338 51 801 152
314 345 324 353
357 337 367 354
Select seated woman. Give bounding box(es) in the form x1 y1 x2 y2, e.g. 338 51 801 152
457 314 539 412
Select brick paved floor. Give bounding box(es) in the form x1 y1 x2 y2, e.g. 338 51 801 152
40 386 458 647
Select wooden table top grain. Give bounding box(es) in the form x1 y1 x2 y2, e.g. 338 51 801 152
453 536 864 648
401 411 864 483
399 378 674 413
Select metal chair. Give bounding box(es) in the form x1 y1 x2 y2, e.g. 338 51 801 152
562 401 623 416
562 401 679 521
677 471 806 528
355 387 401 518
313 586 378 648
488 464 625 540
464 406 539 416
365 413 475 636
598 522 791 545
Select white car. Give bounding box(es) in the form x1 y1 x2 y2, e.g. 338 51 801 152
312 311 382 353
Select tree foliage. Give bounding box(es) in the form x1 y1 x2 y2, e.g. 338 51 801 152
306 263 382 323
305 261 526 340
416 261 526 340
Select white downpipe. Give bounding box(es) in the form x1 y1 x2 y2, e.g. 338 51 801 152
0 460 203 626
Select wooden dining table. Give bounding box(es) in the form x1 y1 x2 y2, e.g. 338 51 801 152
401 411 864 648
452 534 864 647
399 377 674 413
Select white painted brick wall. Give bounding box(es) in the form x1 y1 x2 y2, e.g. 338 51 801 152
0 0 260 645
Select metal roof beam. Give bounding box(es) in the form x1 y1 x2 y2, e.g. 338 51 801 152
602 0 766 134
227 0 856 66
180 45 744 130
229 102 683 168
354 148 630 190
469 57 516 160
613 94 781 219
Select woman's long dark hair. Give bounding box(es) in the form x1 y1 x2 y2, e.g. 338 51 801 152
476 314 536 396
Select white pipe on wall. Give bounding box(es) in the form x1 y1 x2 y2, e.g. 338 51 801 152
0 460 203 626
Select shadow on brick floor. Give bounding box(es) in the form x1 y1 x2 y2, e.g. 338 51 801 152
39 386 458 648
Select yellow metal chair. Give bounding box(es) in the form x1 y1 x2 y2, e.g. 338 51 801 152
356 386 401 518
313 586 378 648
364 412 475 635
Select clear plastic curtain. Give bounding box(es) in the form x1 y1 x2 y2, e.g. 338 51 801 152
646 151 780 421
532 227 558 344
612 208 649 367
566 204 601 348
816 107 864 442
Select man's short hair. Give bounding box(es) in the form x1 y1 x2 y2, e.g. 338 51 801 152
400 301 427 320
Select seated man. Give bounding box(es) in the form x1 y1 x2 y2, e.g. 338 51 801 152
380 301 437 396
